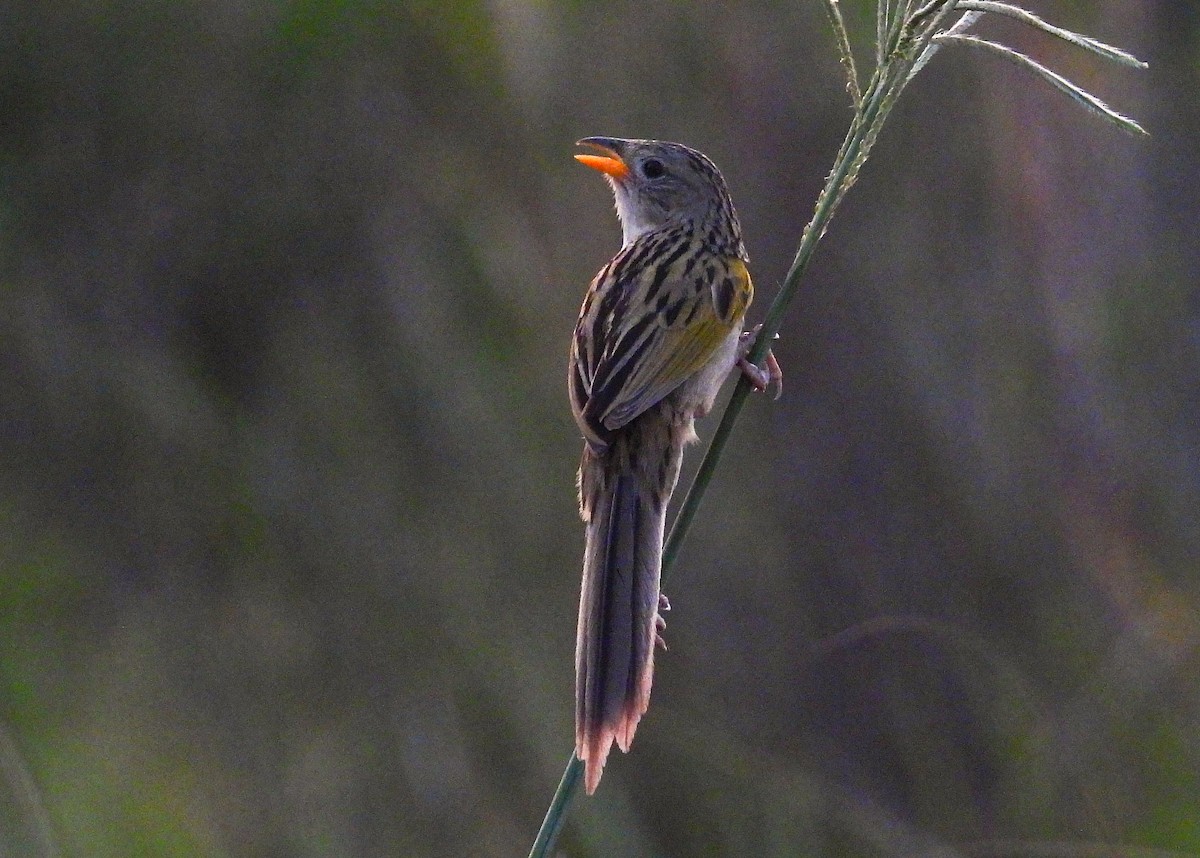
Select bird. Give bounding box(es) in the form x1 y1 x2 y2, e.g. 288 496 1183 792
569 137 778 794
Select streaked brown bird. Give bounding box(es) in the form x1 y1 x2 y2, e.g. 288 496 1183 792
569 137 776 794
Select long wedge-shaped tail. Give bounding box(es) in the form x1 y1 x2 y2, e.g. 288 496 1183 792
574 416 684 795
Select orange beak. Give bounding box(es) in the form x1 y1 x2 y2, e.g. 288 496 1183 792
575 138 631 180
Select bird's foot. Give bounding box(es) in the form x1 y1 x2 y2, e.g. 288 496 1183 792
738 325 783 400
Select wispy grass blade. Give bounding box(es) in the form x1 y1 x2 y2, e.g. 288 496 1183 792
880 0 918 59
934 33 1148 135
956 0 1148 68
877 0 889 66
910 10 984 81
908 0 954 29
822 0 862 107
900 0 964 63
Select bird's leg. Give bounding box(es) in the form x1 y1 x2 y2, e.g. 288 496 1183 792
738 324 783 400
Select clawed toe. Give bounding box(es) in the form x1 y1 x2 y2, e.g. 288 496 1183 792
738 357 771 391
737 327 783 400
654 594 670 650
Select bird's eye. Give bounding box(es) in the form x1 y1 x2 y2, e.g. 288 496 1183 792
641 158 665 179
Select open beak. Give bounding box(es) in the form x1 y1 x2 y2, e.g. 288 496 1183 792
575 137 631 180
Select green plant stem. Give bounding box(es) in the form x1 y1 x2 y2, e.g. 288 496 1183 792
528 3 1146 852
527 752 583 858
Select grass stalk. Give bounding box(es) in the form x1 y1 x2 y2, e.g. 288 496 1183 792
527 3 1143 854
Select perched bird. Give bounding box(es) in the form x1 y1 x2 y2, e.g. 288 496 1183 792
569 137 776 794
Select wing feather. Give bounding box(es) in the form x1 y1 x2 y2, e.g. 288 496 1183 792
571 231 751 438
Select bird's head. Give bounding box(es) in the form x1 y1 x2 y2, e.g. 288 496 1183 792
575 137 744 257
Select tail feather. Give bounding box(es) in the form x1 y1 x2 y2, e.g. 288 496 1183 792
575 424 680 794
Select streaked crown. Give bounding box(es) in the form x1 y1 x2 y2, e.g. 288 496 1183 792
576 137 747 261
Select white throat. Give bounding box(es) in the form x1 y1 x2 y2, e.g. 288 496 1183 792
612 185 657 247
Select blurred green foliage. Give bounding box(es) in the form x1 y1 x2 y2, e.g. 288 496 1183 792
0 1 1195 856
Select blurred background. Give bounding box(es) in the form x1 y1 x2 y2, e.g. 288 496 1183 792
0 1 1195 855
